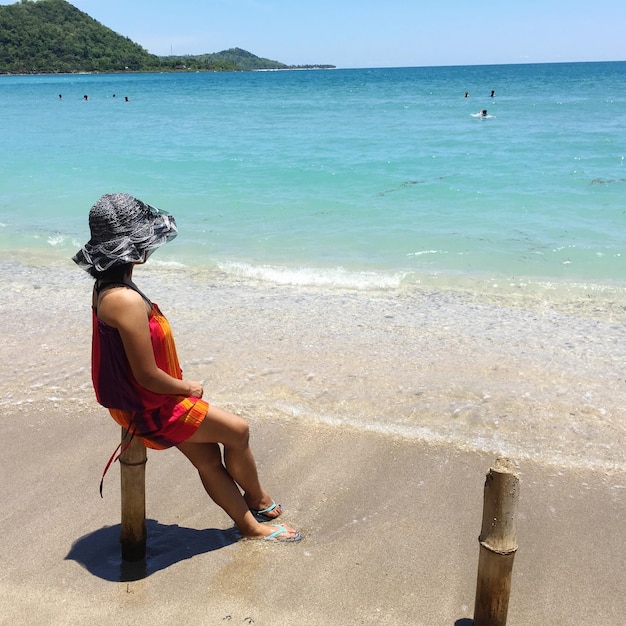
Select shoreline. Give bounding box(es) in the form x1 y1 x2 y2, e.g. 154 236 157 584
0 66 337 78
2 244 626 305
1 60 624 79
1 257 625 623
2 257 626 473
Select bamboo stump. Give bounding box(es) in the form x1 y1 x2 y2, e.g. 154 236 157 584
473 457 519 626
119 428 147 561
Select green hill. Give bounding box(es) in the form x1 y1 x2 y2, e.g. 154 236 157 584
0 0 332 74
162 48 287 72
0 0 162 73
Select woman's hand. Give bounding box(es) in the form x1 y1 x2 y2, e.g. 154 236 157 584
187 381 204 398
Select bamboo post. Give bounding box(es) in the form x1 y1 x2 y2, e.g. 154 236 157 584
473 457 519 626
119 428 147 561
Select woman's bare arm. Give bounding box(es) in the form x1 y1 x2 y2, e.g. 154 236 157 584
97 287 203 397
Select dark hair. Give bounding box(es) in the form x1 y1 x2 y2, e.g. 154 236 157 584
88 262 133 281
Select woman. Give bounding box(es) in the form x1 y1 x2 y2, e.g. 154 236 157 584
73 193 301 542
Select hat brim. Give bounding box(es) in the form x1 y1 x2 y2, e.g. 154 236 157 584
73 212 177 272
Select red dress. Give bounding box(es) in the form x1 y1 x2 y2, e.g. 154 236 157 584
92 300 208 450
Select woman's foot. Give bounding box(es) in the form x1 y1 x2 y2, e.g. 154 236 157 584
245 523 302 543
244 490 283 521
263 524 302 542
250 499 282 522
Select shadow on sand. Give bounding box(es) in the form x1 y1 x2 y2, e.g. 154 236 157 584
65 518 239 582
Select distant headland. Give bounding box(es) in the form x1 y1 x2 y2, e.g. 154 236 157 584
0 0 336 74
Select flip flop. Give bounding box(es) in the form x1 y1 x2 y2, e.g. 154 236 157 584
251 500 281 522
263 524 302 543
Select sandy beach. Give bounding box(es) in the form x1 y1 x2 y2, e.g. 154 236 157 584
2 407 625 625
1 259 625 625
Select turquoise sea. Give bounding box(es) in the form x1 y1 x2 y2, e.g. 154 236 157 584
2 63 626 472
2 61 626 289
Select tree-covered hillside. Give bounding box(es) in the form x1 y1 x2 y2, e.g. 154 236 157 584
0 0 162 73
162 48 287 72
0 0 333 74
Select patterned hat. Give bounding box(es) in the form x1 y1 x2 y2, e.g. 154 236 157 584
72 193 178 272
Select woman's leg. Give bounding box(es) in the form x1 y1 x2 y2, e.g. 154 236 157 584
183 405 279 515
177 406 300 540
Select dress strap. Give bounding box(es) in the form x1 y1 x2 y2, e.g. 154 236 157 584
94 280 152 308
99 423 137 497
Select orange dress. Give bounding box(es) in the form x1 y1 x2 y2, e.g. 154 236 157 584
92 299 208 450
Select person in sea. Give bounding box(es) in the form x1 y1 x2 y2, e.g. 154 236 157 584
72 193 302 543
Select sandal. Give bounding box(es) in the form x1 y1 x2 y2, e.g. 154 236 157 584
263 524 302 543
251 500 281 522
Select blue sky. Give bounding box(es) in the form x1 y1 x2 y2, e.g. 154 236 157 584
4 0 626 67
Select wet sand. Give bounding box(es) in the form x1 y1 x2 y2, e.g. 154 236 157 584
1 259 625 624
1 406 625 625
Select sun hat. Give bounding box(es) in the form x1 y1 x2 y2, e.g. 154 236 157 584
72 193 178 272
